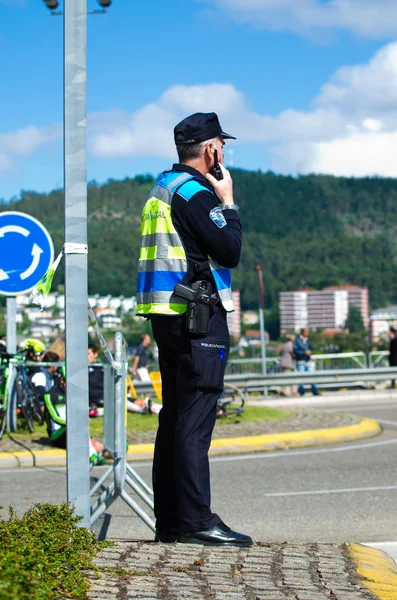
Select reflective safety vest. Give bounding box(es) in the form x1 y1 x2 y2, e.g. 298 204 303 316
136 171 234 316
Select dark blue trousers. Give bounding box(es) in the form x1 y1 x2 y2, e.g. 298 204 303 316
150 305 229 534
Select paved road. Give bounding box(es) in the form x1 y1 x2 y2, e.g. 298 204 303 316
1 395 396 547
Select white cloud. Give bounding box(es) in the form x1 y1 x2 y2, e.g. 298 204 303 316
303 132 397 177
89 41 397 176
4 41 397 178
205 0 397 38
90 84 246 158
0 153 17 176
0 124 61 175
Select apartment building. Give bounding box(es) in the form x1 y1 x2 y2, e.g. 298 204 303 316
280 286 369 335
369 306 397 342
227 290 241 341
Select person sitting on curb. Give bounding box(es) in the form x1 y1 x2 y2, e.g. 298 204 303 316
30 350 60 408
43 366 106 463
88 342 105 418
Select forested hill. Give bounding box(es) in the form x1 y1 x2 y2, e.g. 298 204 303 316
2 170 397 311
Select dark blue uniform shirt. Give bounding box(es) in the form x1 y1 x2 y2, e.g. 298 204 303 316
169 164 242 286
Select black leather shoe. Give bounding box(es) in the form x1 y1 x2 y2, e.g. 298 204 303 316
154 531 180 543
180 523 253 547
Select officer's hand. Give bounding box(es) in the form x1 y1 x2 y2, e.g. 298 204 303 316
206 163 234 206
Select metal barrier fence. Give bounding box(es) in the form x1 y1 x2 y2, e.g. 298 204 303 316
368 351 389 368
225 352 368 375
89 332 155 531
131 366 397 398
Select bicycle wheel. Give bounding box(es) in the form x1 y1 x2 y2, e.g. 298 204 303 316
0 397 6 441
16 375 34 433
217 383 247 418
31 392 44 426
0 368 6 440
25 378 44 425
6 367 18 433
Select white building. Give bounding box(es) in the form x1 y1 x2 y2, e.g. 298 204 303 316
280 286 369 334
227 290 241 341
370 306 397 343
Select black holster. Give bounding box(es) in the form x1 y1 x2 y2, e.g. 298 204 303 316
174 280 219 336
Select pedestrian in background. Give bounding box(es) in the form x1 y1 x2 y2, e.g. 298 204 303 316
279 333 298 397
136 112 252 547
88 342 104 416
130 334 151 382
293 328 319 396
388 326 397 388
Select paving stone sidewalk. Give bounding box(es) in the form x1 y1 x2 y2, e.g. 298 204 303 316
88 541 375 600
0 409 362 452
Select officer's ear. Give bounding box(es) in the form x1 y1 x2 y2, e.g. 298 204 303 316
204 141 214 158
204 142 215 165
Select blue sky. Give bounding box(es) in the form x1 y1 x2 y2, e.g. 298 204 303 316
1 0 397 201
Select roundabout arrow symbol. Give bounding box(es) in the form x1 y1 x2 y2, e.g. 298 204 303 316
0 269 8 281
20 243 43 280
0 225 30 237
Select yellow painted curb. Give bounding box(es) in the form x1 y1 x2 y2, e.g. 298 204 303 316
0 448 66 468
126 417 380 461
348 543 397 599
0 417 381 467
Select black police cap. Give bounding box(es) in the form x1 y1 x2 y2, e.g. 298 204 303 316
174 112 236 145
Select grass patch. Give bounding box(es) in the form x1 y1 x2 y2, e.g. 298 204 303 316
89 405 290 438
0 503 107 600
1 406 291 442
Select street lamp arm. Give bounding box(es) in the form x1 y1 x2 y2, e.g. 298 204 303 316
48 9 108 15
42 0 111 15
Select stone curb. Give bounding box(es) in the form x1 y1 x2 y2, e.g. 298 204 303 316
348 543 397 599
87 540 397 599
0 417 381 468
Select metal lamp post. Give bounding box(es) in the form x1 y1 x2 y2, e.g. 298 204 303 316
256 265 268 397
41 0 113 527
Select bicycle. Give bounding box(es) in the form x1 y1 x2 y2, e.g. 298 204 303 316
216 382 247 418
8 349 44 433
0 353 11 440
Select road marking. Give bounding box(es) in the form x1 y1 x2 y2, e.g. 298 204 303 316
263 484 397 497
332 404 397 412
376 419 397 427
209 436 397 463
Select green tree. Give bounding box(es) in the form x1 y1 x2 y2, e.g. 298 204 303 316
345 304 366 333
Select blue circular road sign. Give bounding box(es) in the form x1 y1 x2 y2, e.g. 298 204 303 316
0 212 54 296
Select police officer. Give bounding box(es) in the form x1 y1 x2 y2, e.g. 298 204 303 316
136 112 252 547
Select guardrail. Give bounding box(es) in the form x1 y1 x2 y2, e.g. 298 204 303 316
131 366 397 397
225 352 367 375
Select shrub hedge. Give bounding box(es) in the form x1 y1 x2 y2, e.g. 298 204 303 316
0 503 107 600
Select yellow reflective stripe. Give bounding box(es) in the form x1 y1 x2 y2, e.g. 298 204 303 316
140 246 157 260
168 246 186 259
141 198 176 235
136 303 187 315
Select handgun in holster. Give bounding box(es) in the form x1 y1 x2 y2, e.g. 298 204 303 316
174 280 219 336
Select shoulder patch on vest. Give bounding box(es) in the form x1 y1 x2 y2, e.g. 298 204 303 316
177 180 213 202
209 207 227 228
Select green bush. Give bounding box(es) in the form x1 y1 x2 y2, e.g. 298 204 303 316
0 503 107 600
